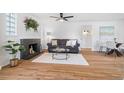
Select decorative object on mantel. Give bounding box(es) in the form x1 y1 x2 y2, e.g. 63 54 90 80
29 45 35 54
24 17 39 31
3 41 25 67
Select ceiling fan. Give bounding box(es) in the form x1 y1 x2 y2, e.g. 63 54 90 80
50 13 74 22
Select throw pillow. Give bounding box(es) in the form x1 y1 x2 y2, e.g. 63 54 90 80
66 40 72 46
71 40 77 47
52 40 57 46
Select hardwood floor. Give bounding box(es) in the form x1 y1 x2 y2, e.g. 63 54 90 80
0 49 124 80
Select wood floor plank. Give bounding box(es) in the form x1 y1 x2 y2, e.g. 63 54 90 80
0 49 124 80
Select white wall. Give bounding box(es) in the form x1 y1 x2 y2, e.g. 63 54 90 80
43 21 93 49
115 20 124 43
0 14 19 66
0 14 9 66
17 13 42 39
42 20 124 51
91 21 124 51
81 25 92 48
0 13 42 67
43 22 82 48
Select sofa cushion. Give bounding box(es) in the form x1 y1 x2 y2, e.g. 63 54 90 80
47 39 80 53
58 40 66 45
52 40 57 46
66 40 72 46
66 40 77 47
71 40 77 47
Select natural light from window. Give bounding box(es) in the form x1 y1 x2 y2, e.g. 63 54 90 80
6 13 17 36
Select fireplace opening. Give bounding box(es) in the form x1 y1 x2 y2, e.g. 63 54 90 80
20 39 41 59
29 43 38 54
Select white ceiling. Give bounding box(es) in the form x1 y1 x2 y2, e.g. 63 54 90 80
34 13 124 22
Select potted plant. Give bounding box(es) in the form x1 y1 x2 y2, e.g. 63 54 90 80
24 17 39 31
3 41 25 67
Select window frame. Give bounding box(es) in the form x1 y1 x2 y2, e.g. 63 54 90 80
99 26 115 41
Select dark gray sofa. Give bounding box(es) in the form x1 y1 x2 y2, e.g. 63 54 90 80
47 39 80 53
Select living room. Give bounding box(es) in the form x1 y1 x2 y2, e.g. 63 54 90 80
1 0 124 93
0 13 124 80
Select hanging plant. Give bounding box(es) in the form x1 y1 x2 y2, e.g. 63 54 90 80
24 17 39 31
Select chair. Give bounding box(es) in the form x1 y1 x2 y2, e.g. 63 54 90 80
106 41 122 57
119 44 124 56
98 41 107 52
105 41 116 56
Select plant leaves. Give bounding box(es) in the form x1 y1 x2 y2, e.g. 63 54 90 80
19 45 26 51
24 18 39 31
8 40 14 43
3 45 12 48
3 41 26 55
13 43 20 46
11 49 18 54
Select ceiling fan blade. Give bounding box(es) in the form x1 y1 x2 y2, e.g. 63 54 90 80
50 16 59 18
56 18 61 21
64 16 74 18
64 18 68 21
60 13 63 18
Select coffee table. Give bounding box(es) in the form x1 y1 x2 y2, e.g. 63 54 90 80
52 47 69 60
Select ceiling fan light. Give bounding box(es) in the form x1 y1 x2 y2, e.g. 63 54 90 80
59 19 64 22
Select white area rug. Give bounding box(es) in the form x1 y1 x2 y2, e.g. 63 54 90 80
32 53 89 66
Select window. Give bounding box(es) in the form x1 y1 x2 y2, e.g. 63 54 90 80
99 26 114 41
6 13 17 36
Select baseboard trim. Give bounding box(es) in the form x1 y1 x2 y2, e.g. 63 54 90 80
0 66 2 70
81 48 92 51
42 49 48 52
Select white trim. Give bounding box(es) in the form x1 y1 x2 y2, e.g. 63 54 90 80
0 66 2 70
